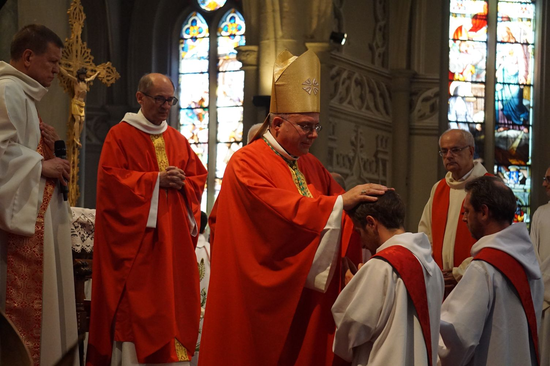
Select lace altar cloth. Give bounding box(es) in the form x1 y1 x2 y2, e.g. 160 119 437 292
71 207 95 253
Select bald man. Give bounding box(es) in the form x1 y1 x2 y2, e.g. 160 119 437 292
88 73 207 365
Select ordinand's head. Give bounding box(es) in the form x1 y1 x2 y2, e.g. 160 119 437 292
10 24 63 88
136 73 177 126
347 190 406 253
439 129 475 180
462 175 516 240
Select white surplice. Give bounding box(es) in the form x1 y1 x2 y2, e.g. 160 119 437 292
439 223 543 366
0 61 78 365
418 161 487 276
530 202 550 366
332 232 444 366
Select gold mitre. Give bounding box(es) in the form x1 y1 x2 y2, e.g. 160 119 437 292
270 49 321 114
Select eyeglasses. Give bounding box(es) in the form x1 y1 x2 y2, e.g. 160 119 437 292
141 92 179 106
438 145 469 157
279 116 322 134
543 176 550 183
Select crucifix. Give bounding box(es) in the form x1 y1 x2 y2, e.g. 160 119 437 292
58 0 120 206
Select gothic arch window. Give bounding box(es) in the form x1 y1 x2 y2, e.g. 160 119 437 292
178 2 245 212
447 0 535 223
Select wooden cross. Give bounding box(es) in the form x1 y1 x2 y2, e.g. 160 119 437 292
58 0 120 206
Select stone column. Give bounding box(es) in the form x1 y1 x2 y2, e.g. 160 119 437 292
237 45 260 142
306 42 332 166
390 69 415 212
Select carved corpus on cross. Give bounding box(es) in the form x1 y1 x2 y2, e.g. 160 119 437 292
57 0 120 206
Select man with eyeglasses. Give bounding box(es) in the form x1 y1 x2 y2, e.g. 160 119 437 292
530 165 550 365
88 73 207 365
418 129 488 295
199 50 388 366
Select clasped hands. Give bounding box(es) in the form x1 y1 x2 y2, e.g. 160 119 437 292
160 166 186 190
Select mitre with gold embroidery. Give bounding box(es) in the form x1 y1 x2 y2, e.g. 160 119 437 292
269 49 320 114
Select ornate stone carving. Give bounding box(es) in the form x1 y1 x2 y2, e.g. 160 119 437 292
369 0 388 68
330 66 391 119
332 125 389 186
236 45 259 67
411 87 439 122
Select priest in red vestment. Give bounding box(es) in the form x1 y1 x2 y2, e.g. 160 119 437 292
198 50 388 366
87 73 207 366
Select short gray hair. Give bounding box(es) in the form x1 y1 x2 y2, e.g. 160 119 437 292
439 128 475 148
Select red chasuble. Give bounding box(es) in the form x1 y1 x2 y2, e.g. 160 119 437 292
87 122 207 365
199 139 361 366
432 179 477 268
474 248 540 365
373 246 434 366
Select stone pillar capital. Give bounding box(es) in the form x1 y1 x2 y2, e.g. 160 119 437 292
237 45 259 67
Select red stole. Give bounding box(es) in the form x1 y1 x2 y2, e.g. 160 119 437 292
432 179 477 268
474 248 540 365
5 135 55 366
373 246 433 366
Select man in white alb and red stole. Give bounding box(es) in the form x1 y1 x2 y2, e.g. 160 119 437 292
418 129 488 292
530 165 550 366
0 24 78 365
198 50 388 366
332 190 444 366
439 176 543 366
87 73 207 366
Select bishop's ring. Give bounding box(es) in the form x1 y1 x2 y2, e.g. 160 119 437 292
360 189 367 195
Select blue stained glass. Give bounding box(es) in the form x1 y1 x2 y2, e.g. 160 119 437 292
180 13 209 75
182 12 209 41
218 10 246 39
198 0 227 12
178 7 246 211
495 164 531 223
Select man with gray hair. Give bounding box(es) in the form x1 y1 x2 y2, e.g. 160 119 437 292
439 175 543 366
418 128 488 293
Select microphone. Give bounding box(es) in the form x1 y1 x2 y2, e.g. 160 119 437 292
54 140 68 201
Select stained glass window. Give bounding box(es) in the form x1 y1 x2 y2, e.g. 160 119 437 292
179 6 245 212
448 0 535 223
198 0 227 12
